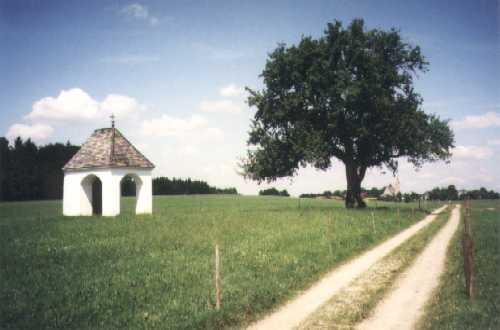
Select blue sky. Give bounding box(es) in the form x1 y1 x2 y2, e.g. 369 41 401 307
1 0 499 194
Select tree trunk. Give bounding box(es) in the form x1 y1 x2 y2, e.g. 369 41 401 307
345 163 367 209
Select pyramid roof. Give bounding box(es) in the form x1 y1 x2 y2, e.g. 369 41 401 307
63 128 154 170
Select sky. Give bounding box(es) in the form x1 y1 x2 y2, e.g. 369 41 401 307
1 0 499 195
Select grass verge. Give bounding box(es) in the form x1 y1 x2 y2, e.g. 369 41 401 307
297 207 451 329
417 200 500 329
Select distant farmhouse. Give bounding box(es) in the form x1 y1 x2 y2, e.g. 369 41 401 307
381 178 401 198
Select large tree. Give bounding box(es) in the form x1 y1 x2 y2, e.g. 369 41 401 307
242 19 454 208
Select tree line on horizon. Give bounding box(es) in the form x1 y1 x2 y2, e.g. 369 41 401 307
298 184 499 201
258 187 290 197
0 137 237 201
0 137 497 202
151 177 238 196
0 137 79 201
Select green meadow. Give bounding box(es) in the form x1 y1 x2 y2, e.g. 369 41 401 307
1 195 440 329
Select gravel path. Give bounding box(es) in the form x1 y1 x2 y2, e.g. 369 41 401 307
357 204 460 330
247 205 448 330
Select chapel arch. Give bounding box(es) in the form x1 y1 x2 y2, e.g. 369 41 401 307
81 174 103 215
120 173 144 214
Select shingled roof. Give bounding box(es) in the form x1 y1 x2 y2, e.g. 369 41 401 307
63 128 155 170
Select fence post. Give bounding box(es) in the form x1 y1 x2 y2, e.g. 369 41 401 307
371 211 376 234
397 207 400 226
327 213 333 256
215 244 221 310
462 200 474 299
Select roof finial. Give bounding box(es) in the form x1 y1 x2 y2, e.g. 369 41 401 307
110 113 116 162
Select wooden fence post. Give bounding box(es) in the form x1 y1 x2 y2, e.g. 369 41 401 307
462 200 475 299
327 213 333 256
371 212 376 234
215 244 221 310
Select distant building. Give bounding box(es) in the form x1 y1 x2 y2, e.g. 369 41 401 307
381 177 400 197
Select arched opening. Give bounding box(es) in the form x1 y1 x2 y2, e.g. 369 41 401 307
81 174 102 215
120 173 142 214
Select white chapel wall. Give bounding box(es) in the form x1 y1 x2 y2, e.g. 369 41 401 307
63 168 153 216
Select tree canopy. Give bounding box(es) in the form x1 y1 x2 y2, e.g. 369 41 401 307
242 19 454 208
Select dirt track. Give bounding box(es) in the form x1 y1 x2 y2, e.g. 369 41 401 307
247 205 448 330
357 205 460 330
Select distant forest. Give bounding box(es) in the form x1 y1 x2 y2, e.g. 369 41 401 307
300 187 385 199
300 185 500 201
258 187 290 197
0 137 79 201
151 177 238 196
0 137 237 201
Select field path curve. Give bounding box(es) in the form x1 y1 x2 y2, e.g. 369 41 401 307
357 204 461 330
247 205 448 330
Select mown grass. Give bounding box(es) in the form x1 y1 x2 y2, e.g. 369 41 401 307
0 195 441 329
298 207 451 329
418 200 500 329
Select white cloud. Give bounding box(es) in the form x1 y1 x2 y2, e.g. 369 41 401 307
487 139 500 146
452 145 494 159
180 145 199 156
119 3 159 26
27 88 99 121
205 127 224 139
219 84 245 98
141 114 223 139
26 88 144 122
100 94 144 118
438 176 467 185
451 112 500 129
199 100 241 114
121 3 148 19
6 123 54 141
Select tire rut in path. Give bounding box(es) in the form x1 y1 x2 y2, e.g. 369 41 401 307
357 204 461 330
247 205 448 330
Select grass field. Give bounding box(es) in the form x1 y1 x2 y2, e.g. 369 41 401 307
1 195 440 329
418 200 500 329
